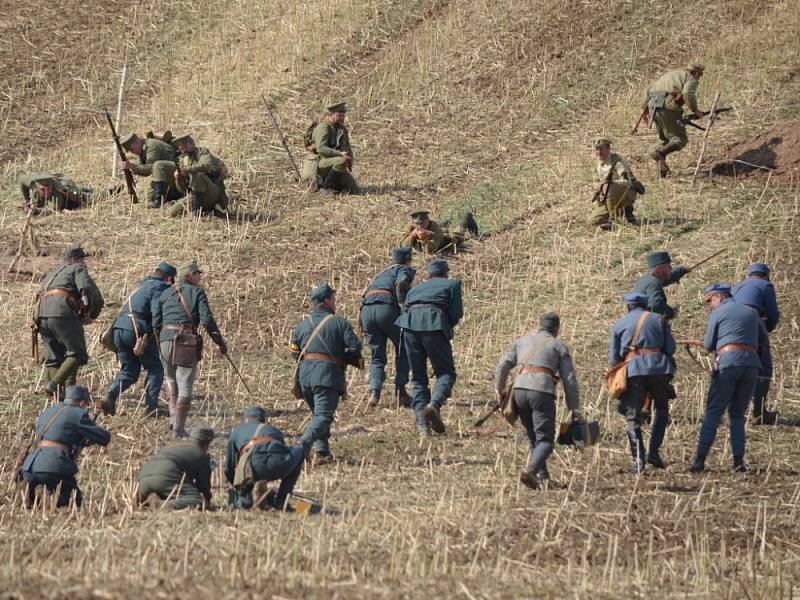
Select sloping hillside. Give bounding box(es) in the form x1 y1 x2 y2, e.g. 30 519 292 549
1 0 799 598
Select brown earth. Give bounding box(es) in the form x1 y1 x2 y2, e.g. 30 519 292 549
711 121 800 179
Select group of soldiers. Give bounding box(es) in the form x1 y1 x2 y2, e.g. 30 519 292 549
590 64 708 230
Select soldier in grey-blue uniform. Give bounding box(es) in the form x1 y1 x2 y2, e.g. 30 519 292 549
609 292 677 474
103 262 176 417
395 259 463 435
360 247 416 408
494 312 583 489
225 406 304 511
690 284 768 473
290 283 362 461
20 385 111 508
732 262 780 424
633 251 690 320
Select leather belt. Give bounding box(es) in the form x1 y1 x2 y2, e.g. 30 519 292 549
41 289 74 301
305 352 336 363
718 343 757 355
162 323 193 331
365 289 391 297
241 435 274 454
39 440 70 451
409 303 444 311
624 348 662 360
521 365 555 377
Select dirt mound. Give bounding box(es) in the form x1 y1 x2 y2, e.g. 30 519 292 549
711 122 800 179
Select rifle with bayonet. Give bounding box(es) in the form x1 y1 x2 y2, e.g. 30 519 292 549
680 107 733 131
104 108 139 204
260 95 301 181
686 248 726 273
592 160 617 205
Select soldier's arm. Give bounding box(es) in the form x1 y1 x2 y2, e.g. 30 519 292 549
493 341 518 393
426 223 447 253
197 460 213 502
400 227 416 248
313 124 341 158
197 289 221 336
152 290 165 332
224 437 236 485
649 286 674 320
558 348 581 411
289 324 303 360
78 414 112 447
764 285 780 331
130 162 153 177
683 77 700 114
616 157 634 183
662 319 677 357
395 268 414 307
608 325 623 366
666 266 690 285
448 280 464 327
74 266 105 318
148 289 163 331
19 180 31 203
181 148 216 175
703 313 718 352
342 320 363 362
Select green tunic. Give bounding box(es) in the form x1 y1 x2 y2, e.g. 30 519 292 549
138 439 212 508
18 171 84 211
589 152 637 226
130 138 178 183
310 121 357 192
170 146 229 216
153 280 221 342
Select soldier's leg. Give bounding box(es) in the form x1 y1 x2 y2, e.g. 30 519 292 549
173 364 196 438
160 340 179 426
318 157 349 193
38 320 66 396
40 473 80 508
529 391 556 478
167 198 188 217
728 367 758 467
170 484 205 510
337 170 358 194
513 390 538 478
422 331 457 410
362 307 389 398
646 375 676 464
617 377 647 471
106 328 141 414
752 339 774 421
140 339 166 411
50 318 88 386
148 161 179 209
693 370 735 468
387 321 411 401
589 202 611 227
300 386 340 455
273 446 305 509
403 330 432 432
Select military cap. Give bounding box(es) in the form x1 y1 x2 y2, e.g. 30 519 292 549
311 281 336 303
242 405 267 421
156 261 177 278
687 63 705 73
191 426 215 443
748 262 770 276
539 312 561 332
704 283 732 298
326 101 347 113
593 137 612 148
64 385 91 403
623 292 649 306
392 246 412 262
427 259 449 275
172 133 194 146
647 251 672 269
63 244 88 261
178 260 202 278
119 132 137 151
28 173 59 186
410 209 431 222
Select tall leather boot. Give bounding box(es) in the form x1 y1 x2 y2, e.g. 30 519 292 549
173 397 191 438
51 357 80 389
166 382 178 430
190 192 205 216
149 182 166 209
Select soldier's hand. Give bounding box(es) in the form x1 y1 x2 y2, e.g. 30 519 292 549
119 160 133 170
417 229 433 241
341 151 352 160
495 389 505 402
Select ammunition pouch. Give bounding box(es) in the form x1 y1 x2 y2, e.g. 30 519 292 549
133 332 151 357
100 325 117 353
631 179 646 195
171 330 203 367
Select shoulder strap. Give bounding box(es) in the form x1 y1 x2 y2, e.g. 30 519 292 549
516 335 553 371
628 311 650 351
174 284 196 331
362 264 398 299
41 264 69 293
298 314 334 360
36 405 70 444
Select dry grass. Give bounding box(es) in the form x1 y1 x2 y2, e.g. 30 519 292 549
1 0 800 597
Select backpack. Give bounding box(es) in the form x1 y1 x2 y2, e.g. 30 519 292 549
303 121 318 147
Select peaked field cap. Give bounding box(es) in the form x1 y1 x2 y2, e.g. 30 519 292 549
647 251 672 268
172 133 194 145
687 63 705 73
624 292 649 305
410 208 431 220
393 247 412 262
311 281 336 303
748 262 770 275
178 260 202 278
704 283 731 297
539 312 560 331
243 405 267 420
327 101 347 113
593 137 612 148
156 262 177 277
64 385 90 402
191 427 215 443
427 259 449 275
119 132 137 151
63 244 88 260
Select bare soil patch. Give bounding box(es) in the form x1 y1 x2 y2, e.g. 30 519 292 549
711 121 800 179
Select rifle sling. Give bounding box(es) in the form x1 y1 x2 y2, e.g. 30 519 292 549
173 284 197 333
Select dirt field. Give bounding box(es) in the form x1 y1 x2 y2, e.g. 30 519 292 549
1 0 800 598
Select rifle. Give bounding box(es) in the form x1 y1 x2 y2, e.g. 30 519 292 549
222 351 253 396
675 339 705 347
687 248 726 272
473 400 501 429
260 95 301 181
680 107 733 131
104 108 139 204
592 160 617 205
631 105 649 134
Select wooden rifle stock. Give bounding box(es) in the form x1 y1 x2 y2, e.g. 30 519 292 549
592 161 616 205
260 95 301 181
687 248 726 272
631 106 649 134
104 108 139 204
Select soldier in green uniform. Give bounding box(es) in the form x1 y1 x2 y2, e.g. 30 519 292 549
290 282 363 462
309 102 358 195
153 261 227 437
35 245 104 399
225 406 305 511
118 132 183 209
589 138 642 230
20 385 112 508
360 247 416 408
643 64 706 177
168 134 229 217
17 171 89 213
401 209 480 254
137 426 215 510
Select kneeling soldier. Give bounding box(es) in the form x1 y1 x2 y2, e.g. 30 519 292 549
395 259 463 435
104 262 176 417
20 385 111 508
169 134 229 217
307 102 358 195
494 312 583 489
589 138 641 230
138 427 215 510
360 247 416 408
118 132 184 209
225 405 304 511
690 284 767 473
291 282 362 461
609 292 677 474
401 209 480 255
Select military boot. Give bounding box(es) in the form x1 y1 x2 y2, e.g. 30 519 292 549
100 392 117 416
689 453 707 473
651 151 671 178
646 452 666 469
423 404 446 434
51 356 81 390
519 470 539 490
149 182 166 209
733 456 748 473
368 390 380 408
458 212 480 237
190 192 205 216
624 205 640 225
173 397 191 438
396 387 413 408
319 169 340 196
